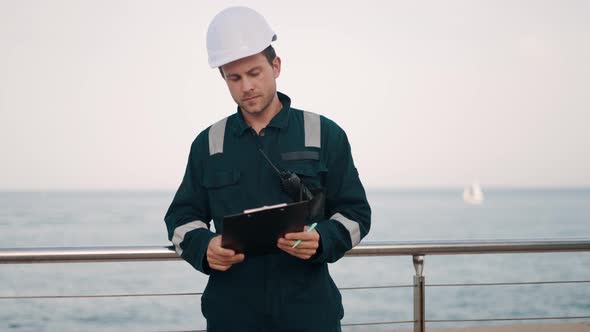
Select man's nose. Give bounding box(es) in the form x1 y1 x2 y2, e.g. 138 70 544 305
241 77 254 92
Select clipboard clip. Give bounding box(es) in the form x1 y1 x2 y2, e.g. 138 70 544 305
244 203 287 214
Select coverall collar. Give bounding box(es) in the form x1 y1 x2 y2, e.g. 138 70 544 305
233 91 291 136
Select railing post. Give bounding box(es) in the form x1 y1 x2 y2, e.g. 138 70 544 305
413 255 425 332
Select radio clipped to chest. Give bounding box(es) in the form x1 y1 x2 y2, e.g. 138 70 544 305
258 148 325 222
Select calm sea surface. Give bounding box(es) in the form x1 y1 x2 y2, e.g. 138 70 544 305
1 189 589 331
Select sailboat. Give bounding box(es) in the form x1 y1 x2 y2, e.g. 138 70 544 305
463 182 484 205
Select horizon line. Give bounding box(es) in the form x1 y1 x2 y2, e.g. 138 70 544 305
1 185 590 193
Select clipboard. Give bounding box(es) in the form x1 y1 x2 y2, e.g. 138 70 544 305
221 200 309 255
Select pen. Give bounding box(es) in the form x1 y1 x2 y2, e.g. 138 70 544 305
292 222 318 248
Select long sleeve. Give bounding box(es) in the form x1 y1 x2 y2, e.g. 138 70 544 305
311 120 371 263
164 136 216 274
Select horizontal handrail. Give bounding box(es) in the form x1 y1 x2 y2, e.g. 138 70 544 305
1 238 590 264
0 245 176 264
349 238 590 256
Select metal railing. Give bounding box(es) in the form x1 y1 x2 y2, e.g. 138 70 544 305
1 238 590 331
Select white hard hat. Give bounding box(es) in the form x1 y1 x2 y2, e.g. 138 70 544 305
206 6 277 68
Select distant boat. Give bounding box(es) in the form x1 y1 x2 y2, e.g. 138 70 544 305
463 183 484 205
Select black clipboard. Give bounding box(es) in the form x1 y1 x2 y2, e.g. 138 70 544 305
221 200 309 255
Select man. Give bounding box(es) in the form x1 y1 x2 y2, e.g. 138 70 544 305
164 6 370 332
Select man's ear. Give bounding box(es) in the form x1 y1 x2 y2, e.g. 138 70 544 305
272 56 281 79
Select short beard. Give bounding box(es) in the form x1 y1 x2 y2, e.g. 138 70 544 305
240 93 274 116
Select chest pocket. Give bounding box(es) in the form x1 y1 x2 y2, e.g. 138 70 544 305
282 161 327 191
202 169 242 219
282 161 328 222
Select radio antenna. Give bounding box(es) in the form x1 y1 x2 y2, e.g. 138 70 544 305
258 148 282 176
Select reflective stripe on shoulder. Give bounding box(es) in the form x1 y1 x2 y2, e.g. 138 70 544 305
303 111 321 148
172 220 208 256
209 117 228 155
331 213 361 247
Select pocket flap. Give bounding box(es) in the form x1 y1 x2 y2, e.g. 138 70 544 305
281 151 320 161
202 169 240 188
285 163 327 177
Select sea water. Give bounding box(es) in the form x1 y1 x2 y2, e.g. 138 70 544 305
0 189 589 331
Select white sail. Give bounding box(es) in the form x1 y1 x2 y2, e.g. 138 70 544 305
463 182 484 205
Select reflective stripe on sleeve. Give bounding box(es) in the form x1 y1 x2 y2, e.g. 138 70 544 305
209 117 228 155
331 213 361 247
172 220 208 256
303 111 321 148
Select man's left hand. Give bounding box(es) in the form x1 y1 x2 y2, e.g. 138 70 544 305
277 226 320 260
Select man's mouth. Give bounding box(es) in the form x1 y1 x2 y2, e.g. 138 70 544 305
243 95 259 102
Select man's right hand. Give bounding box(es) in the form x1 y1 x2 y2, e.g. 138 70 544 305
206 235 245 271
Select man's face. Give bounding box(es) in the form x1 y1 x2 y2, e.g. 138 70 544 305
221 52 281 116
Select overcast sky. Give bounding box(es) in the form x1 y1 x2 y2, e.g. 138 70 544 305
1 0 589 190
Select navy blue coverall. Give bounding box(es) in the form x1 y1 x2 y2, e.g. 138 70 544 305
164 92 371 331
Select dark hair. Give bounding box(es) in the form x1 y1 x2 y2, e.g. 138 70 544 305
261 45 277 64
219 45 277 77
